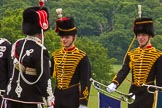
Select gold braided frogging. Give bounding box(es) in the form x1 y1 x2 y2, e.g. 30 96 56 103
53 48 86 89
128 48 162 86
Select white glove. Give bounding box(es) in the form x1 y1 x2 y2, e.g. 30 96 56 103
79 104 87 108
106 83 117 93
43 95 55 107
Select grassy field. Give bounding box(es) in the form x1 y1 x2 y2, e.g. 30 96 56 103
88 64 131 108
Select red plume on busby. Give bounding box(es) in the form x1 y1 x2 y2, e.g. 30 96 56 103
22 6 49 36
38 0 48 7
55 8 77 36
38 0 45 7
133 17 154 37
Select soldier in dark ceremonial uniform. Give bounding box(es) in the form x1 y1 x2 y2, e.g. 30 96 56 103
0 38 11 106
106 17 162 108
3 6 54 108
50 10 91 108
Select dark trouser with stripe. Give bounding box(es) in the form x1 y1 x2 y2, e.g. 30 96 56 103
54 86 79 108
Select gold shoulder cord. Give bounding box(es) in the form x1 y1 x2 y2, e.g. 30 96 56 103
122 36 136 83
117 4 142 84
123 36 136 64
112 36 136 86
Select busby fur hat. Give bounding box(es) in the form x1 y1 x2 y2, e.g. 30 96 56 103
22 6 49 36
55 17 77 36
133 17 154 37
